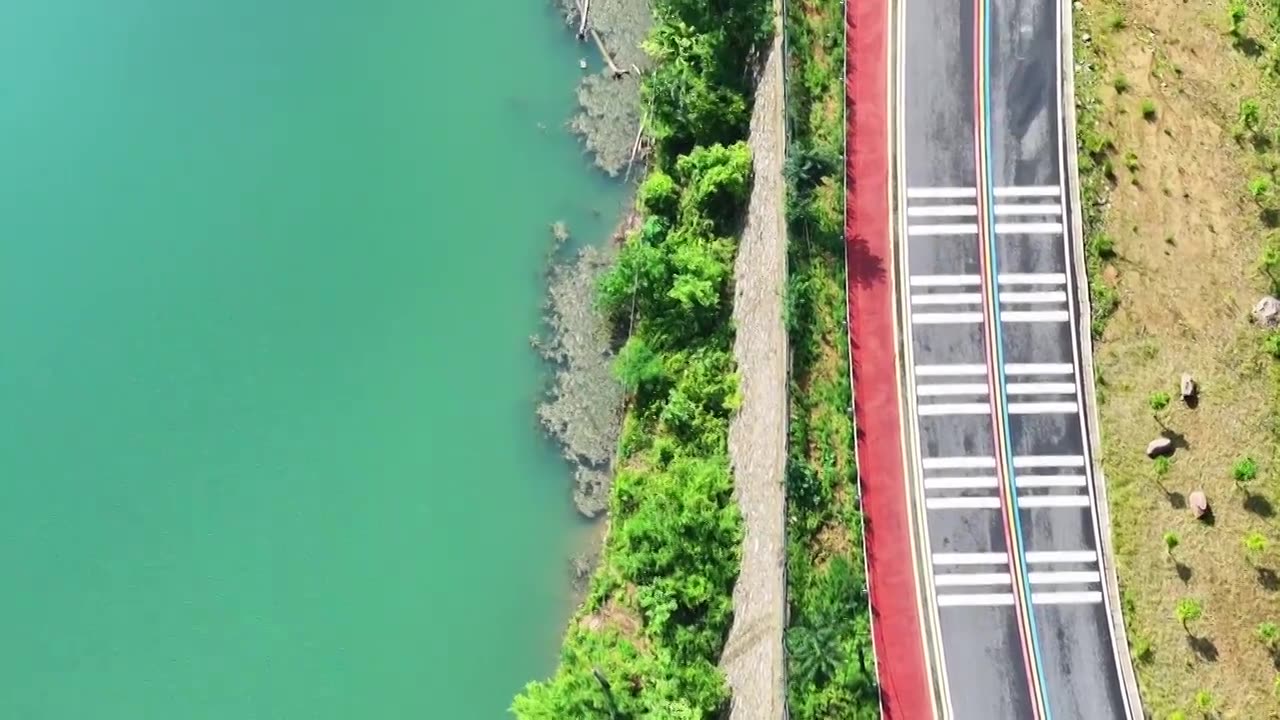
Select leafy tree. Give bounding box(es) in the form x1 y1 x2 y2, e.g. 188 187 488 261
643 22 749 158
638 170 680 221
1176 598 1203 634
1164 531 1180 556
787 623 844 688
598 217 671 319
674 142 753 232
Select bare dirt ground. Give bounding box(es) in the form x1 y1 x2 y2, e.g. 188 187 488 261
719 12 789 719
1078 0 1280 714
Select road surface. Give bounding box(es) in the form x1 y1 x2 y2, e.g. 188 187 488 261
848 0 1145 715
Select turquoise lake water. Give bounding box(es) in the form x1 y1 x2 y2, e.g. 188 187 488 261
0 1 624 717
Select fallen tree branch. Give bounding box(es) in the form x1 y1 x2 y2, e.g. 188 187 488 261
576 0 591 40
590 27 630 79
624 113 647 183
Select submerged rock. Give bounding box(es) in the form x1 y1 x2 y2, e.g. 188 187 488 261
536 217 636 516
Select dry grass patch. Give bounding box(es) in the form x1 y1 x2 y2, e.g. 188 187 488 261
1078 0 1280 715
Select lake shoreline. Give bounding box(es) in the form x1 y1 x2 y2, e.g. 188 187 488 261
536 0 651 521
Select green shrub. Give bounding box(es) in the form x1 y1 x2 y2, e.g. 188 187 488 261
1149 391 1171 412
1249 175 1273 199
1140 99 1158 121
1233 456 1259 483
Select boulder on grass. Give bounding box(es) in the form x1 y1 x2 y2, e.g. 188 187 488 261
1146 437 1174 458
1189 490 1209 519
1253 296 1280 327
1180 373 1197 402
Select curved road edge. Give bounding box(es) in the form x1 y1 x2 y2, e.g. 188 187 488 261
1059 0 1144 712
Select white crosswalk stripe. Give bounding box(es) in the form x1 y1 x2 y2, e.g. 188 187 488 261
912 311 984 324
907 187 978 199
994 185 1061 197
908 223 979 236
916 383 989 396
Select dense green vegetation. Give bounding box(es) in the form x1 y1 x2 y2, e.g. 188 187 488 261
782 1 879 717
511 1 769 717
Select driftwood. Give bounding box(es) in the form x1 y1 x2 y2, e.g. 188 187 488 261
624 113 647 182
572 0 628 79
576 0 591 40
591 28 630 78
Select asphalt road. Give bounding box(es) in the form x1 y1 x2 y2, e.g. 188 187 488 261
894 0 1136 714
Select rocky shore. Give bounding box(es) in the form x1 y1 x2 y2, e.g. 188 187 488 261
557 0 651 176
535 218 629 517
535 0 651 518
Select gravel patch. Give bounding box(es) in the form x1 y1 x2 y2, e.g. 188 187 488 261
719 16 789 720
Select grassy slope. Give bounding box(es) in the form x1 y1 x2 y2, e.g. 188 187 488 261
1075 0 1280 715
782 1 878 717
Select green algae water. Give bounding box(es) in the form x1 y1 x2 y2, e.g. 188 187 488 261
0 1 625 717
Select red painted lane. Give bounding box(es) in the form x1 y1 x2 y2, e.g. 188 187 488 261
845 1 934 719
